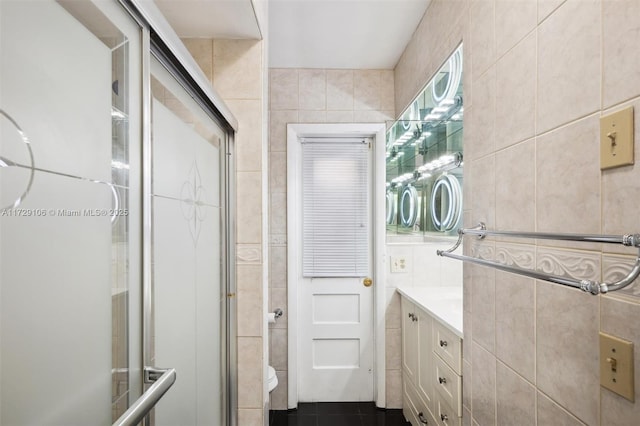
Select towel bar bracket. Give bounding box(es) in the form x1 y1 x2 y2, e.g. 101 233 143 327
580 280 606 295
622 234 640 247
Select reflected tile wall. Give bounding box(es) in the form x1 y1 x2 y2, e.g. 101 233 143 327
393 0 640 425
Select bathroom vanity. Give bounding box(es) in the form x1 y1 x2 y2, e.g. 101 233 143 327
397 287 463 426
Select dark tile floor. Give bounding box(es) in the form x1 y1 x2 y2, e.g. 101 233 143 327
269 402 411 426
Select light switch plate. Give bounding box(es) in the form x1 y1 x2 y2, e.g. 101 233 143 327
600 106 634 170
600 332 635 401
390 256 407 273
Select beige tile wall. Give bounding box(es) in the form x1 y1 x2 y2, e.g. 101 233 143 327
394 0 640 425
268 68 395 409
183 38 266 425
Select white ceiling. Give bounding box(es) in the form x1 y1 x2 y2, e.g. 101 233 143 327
155 0 431 70
269 0 430 69
154 0 262 39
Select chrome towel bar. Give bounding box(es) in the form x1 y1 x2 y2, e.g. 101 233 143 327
112 367 176 426
437 223 640 295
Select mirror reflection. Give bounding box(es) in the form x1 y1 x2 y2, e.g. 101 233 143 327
386 45 463 236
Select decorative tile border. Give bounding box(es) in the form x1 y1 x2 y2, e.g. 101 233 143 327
536 247 600 281
495 243 535 269
469 239 495 261
603 254 640 300
237 244 262 264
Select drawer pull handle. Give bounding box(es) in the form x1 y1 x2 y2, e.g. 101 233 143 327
441 413 449 422
439 339 448 347
418 412 428 424
438 376 447 384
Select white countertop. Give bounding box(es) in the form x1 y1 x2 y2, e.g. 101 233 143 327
396 285 463 338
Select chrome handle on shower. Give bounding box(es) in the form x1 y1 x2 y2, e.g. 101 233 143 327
113 367 176 426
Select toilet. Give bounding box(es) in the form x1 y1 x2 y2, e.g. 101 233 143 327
267 365 278 393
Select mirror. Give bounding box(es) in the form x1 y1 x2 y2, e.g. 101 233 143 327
386 45 463 237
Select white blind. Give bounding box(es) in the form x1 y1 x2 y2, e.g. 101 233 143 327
302 140 369 277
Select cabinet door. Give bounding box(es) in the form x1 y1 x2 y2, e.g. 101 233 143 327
417 309 435 416
401 297 418 384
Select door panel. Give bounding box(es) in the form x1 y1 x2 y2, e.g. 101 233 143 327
2 175 113 425
1 1 230 425
0 0 142 424
313 293 360 323
298 138 374 402
1 0 112 182
300 278 374 401
150 58 226 426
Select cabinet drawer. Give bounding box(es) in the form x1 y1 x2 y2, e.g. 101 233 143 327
435 392 461 426
404 373 435 426
433 321 462 375
433 354 461 416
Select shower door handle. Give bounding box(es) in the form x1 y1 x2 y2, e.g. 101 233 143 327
112 367 176 426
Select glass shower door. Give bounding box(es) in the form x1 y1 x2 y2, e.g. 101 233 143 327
147 56 227 426
0 0 142 424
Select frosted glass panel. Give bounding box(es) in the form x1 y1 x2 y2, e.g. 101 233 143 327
153 196 198 424
0 0 142 424
151 57 224 426
1 173 112 425
1 0 112 182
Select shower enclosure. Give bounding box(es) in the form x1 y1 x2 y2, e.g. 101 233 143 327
0 1 236 425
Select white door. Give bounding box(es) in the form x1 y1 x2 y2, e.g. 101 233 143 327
296 137 374 402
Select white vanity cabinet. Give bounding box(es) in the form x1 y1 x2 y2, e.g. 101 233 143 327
402 297 436 426
400 292 463 426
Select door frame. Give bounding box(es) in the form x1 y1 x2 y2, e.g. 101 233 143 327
286 123 386 408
